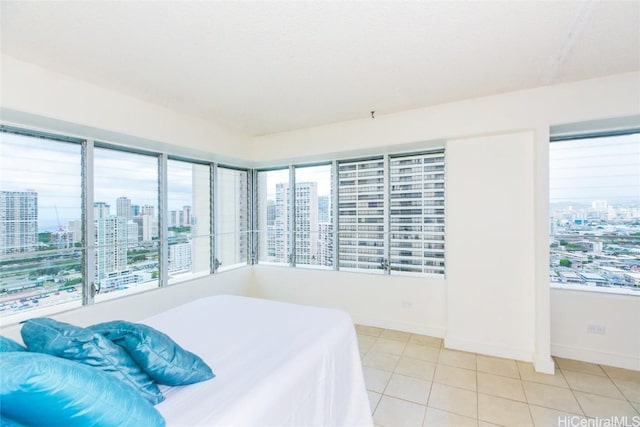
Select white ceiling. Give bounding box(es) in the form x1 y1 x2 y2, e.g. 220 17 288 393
1 1 639 136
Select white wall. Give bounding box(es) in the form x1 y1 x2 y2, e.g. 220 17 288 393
0 54 250 164
446 132 535 362
551 288 640 371
251 266 447 338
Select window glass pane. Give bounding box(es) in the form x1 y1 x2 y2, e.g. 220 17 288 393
216 167 248 270
338 158 385 272
167 159 211 283
294 164 333 268
550 133 640 291
389 151 445 275
1 131 82 318
257 169 289 263
93 147 159 299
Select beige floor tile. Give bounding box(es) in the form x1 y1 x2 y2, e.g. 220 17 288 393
381 329 412 342
476 355 519 379
423 407 478 427
410 334 443 349
633 401 640 413
517 361 569 388
364 366 393 393
363 350 401 371
477 372 526 402
601 365 640 382
434 364 477 391
611 376 640 403
358 334 378 354
368 390 382 413
528 405 587 427
357 325 384 337
573 391 639 419
384 373 431 405
478 393 533 427
438 349 477 370
372 337 408 356
374 395 426 427
395 356 437 381
403 343 440 362
427 382 478 419
522 381 583 414
478 422 502 427
561 370 624 399
554 357 605 376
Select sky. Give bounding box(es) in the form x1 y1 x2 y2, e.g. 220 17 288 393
549 133 640 206
0 133 193 231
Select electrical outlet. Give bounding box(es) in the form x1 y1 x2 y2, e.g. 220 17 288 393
587 324 606 335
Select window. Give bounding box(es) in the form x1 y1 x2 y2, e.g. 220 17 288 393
257 169 290 264
294 164 333 268
338 158 386 272
93 147 159 300
0 130 83 316
389 151 445 275
167 159 211 283
216 166 249 270
549 132 640 291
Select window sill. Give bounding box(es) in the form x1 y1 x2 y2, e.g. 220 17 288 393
550 283 640 297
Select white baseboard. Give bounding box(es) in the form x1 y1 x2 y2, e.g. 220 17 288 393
352 316 446 339
445 335 533 362
551 343 640 371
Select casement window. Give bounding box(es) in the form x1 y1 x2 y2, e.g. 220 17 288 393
0 129 84 316
167 159 212 283
293 164 333 268
93 147 160 300
389 151 445 275
257 168 290 264
337 158 386 272
216 166 249 271
549 131 640 292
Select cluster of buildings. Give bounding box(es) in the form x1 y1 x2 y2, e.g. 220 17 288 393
550 200 640 290
0 190 196 295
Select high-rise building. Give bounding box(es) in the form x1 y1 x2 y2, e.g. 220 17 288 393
183 205 191 226
318 196 330 223
67 219 82 244
168 242 192 272
274 182 319 265
0 190 38 255
94 202 110 219
95 216 128 280
116 197 132 220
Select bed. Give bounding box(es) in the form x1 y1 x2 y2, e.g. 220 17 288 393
142 295 373 426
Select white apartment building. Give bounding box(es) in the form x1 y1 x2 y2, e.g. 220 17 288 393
0 190 38 255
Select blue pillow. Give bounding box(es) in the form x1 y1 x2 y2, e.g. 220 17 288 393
90 320 214 386
1 415 25 427
20 318 164 405
0 352 165 427
0 336 26 352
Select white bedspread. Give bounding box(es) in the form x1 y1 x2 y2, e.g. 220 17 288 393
142 295 373 427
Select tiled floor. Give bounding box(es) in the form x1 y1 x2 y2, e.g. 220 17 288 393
356 325 640 427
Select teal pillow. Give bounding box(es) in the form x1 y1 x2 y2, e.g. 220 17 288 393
0 352 165 427
90 320 214 386
0 336 26 352
20 318 164 405
1 415 25 427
